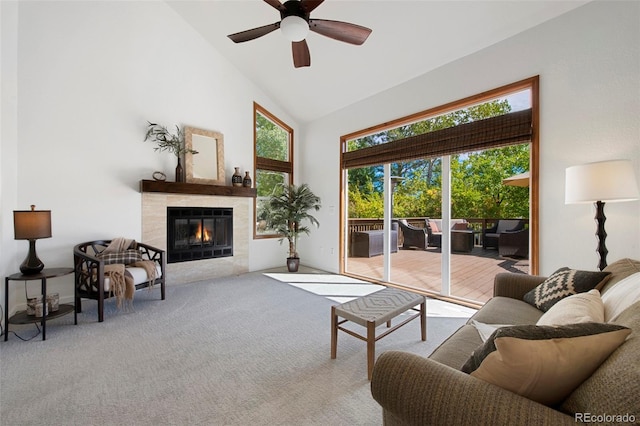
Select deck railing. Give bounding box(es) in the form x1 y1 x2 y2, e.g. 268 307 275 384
348 217 529 247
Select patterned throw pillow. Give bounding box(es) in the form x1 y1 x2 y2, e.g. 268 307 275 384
461 323 631 406
523 267 610 312
97 249 142 265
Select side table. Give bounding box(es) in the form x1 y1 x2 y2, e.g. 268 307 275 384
4 267 75 341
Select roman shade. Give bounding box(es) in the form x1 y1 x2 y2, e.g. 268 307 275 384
342 108 532 169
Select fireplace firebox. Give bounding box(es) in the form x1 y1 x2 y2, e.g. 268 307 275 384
167 207 233 264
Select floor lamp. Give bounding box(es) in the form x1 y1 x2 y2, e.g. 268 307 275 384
565 160 639 271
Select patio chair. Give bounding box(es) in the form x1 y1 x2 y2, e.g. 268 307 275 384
424 219 442 248
498 228 529 258
482 219 525 250
396 219 428 250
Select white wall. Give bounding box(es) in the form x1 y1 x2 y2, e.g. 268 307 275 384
300 1 640 275
1 1 294 313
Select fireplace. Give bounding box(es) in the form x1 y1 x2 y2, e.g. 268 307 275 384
167 207 233 264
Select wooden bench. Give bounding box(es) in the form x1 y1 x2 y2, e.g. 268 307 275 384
331 287 426 379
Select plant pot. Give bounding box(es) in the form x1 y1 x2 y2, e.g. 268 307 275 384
286 257 300 273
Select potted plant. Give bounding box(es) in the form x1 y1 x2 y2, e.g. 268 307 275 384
268 183 321 272
144 121 197 182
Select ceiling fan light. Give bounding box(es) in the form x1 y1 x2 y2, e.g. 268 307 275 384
280 15 309 42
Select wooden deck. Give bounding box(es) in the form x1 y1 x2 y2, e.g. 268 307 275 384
344 246 529 306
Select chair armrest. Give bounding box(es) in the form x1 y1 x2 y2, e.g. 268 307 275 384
493 272 546 299
371 351 574 426
73 244 105 296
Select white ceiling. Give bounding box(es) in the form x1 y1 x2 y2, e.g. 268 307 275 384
168 1 588 124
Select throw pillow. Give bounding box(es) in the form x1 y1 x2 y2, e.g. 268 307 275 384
522 267 610 312
461 323 630 406
97 249 143 265
470 320 512 343
536 289 604 326
601 272 640 322
428 220 439 233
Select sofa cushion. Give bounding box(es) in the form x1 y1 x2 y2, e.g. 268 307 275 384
600 258 640 294
561 301 640 417
104 264 162 291
470 296 543 325
537 289 604 326
523 267 610 312
461 323 631 406
428 324 483 370
601 272 640 322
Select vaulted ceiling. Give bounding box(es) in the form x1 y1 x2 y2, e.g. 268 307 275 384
168 1 588 124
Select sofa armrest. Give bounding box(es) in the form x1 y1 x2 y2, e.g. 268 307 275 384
493 272 546 300
371 351 574 426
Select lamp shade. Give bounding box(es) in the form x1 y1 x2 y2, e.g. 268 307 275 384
565 159 640 204
280 15 309 42
14 207 52 240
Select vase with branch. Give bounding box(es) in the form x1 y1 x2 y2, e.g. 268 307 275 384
144 121 198 182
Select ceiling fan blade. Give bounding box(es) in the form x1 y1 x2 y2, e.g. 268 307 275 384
263 0 286 12
309 19 372 45
227 22 280 43
300 0 324 14
292 40 311 68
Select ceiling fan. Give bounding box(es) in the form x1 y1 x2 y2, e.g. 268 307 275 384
227 0 372 68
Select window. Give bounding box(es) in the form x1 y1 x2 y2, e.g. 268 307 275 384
254 102 293 238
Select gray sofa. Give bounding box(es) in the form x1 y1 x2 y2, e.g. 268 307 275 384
371 258 640 425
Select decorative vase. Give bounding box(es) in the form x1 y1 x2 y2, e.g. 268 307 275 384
175 157 184 183
243 171 252 188
232 167 243 187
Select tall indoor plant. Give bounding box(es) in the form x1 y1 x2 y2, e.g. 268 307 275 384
268 183 321 272
144 121 197 182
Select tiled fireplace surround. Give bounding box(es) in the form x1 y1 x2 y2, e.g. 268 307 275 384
142 193 251 285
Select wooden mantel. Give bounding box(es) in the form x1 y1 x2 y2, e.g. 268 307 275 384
140 180 257 198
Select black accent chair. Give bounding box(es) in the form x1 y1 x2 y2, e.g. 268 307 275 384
73 240 166 322
396 219 428 250
482 219 526 250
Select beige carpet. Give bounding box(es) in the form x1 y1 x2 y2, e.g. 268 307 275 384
1 269 471 425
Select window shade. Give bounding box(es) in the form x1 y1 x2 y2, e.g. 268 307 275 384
342 108 532 169
256 157 293 174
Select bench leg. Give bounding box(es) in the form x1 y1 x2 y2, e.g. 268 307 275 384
420 300 427 341
330 306 338 359
367 320 375 380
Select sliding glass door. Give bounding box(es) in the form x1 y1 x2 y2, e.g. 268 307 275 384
341 79 537 305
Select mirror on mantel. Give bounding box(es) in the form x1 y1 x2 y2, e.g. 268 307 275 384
184 126 225 185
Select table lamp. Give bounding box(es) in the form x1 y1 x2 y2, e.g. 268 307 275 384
565 159 639 271
13 205 52 275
